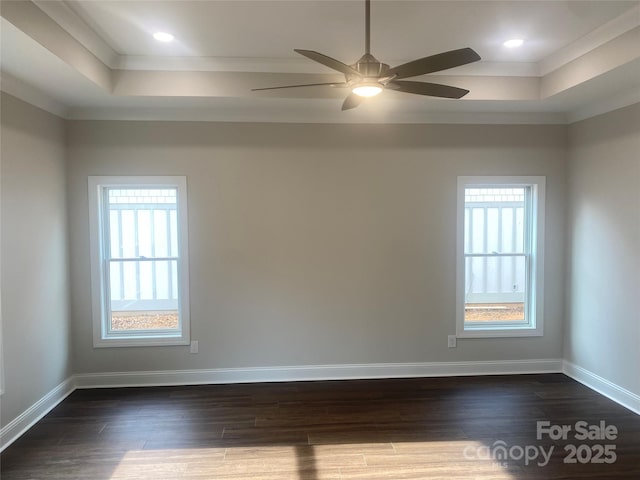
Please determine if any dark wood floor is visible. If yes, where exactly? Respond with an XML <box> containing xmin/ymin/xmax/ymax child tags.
<box><xmin>2</xmin><ymin>374</ymin><xmax>639</xmax><ymax>479</ymax></box>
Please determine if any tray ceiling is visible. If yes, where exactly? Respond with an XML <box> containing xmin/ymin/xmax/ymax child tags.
<box><xmin>1</xmin><ymin>0</ymin><xmax>639</xmax><ymax>123</ymax></box>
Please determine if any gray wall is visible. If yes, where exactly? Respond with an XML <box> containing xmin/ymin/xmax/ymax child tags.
<box><xmin>4</xmin><ymin>91</ymin><xmax>639</xmax><ymax>436</ymax></box>
<box><xmin>566</xmin><ymin>103</ymin><xmax>640</xmax><ymax>396</ymax></box>
<box><xmin>66</xmin><ymin>120</ymin><xmax>567</xmax><ymax>373</ymax></box>
<box><xmin>0</xmin><ymin>93</ymin><xmax>71</xmax><ymax>426</ymax></box>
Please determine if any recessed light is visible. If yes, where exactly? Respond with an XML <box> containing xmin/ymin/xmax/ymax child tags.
<box><xmin>153</xmin><ymin>32</ymin><xmax>174</xmax><ymax>43</ymax></box>
<box><xmin>503</xmin><ymin>38</ymin><xmax>524</xmax><ymax>48</ymax></box>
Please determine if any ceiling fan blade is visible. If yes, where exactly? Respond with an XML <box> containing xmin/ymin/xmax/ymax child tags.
<box><xmin>388</xmin><ymin>80</ymin><xmax>470</xmax><ymax>99</ymax></box>
<box><xmin>341</xmin><ymin>93</ymin><xmax>365</xmax><ymax>111</ymax></box>
<box><xmin>387</xmin><ymin>47</ymin><xmax>481</xmax><ymax>79</ymax></box>
<box><xmin>252</xmin><ymin>82</ymin><xmax>346</xmax><ymax>91</ymax></box>
<box><xmin>294</xmin><ymin>49</ymin><xmax>362</xmax><ymax>77</ymax></box>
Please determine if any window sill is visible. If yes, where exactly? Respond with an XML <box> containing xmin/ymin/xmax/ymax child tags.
<box><xmin>93</xmin><ymin>335</ymin><xmax>190</xmax><ymax>348</ymax></box>
<box><xmin>456</xmin><ymin>328</ymin><xmax>543</xmax><ymax>338</ymax></box>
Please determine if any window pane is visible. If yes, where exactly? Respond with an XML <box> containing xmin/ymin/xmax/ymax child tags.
<box><xmin>122</xmin><ymin>261</ymin><xmax>137</xmax><ymax>299</ymax></box>
<box><xmin>105</xmin><ymin>187</ymin><xmax>180</xmax><ymax>331</ymax></box>
<box><xmin>120</xmin><ymin>210</ymin><xmax>136</xmax><ymax>258</ymax></box>
<box><xmin>153</xmin><ymin>210</ymin><xmax>169</xmax><ymax>257</ymax></box>
<box><xmin>109</xmin><ymin>262</ymin><xmax>122</xmax><ymax>300</ymax></box>
<box><xmin>137</xmin><ymin>210</ymin><xmax>152</xmax><ymax>257</ymax></box>
<box><xmin>139</xmin><ymin>261</ymin><xmax>153</xmax><ymax>300</ymax></box>
<box><xmin>486</xmin><ymin>208</ymin><xmax>499</xmax><ymax>253</ymax></box>
<box><xmin>515</xmin><ymin>206</ymin><xmax>525</xmax><ymax>254</ymax></box>
<box><xmin>110</xmin><ymin>311</ymin><xmax>179</xmax><ymax>331</ymax></box>
<box><xmin>170</xmin><ymin>210</ymin><xmax>178</xmax><ymax>257</ymax></box>
<box><xmin>155</xmin><ymin>260</ymin><xmax>170</xmax><ymax>299</ymax></box>
<box><xmin>108</xmin><ymin>259</ymin><xmax>179</xmax><ymax>331</ymax></box>
<box><xmin>109</xmin><ymin>210</ymin><xmax>121</xmax><ymax>258</ymax></box>
<box><xmin>464</xmin><ymin>187</ymin><xmax>526</xmax><ymax>254</ymax></box>
<box><xmin>107</xmin><ymin>187</ymin><xmax>178</xmax><ymax>260</ymax></box>
<box><xmin>465</xmin><ymin>302</ymin><xmax>525</xmax><ymax>323</ymax></box>
<box><xmin>469</xmin><ymin>207</ymin><xmax>485</xmax><ymax>253</ymax></box>
<box><xmin>501</xmin><ymin>208</ymin><xmax>513</xmax><ymax>252</ymax></box>
<box><xmin>464</xmin><ymin>255</ymin><xmax>526</xmax><ymax>323</ymax></box>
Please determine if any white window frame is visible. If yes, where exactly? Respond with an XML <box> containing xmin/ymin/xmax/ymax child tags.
<box><xmin>456</xmin><ymin>176</ymin><xmax>545</xmax><ymax>338</ymax></box>
<box><xmin>88</xmin><ymin>176</ymin><xmax>190</xmax><ymax>347</ymax></box>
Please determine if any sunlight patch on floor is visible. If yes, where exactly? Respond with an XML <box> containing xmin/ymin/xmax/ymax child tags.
<box><xmin>108</xmin><ymin>441</ymin><xmax>516</xmax><ymax>479</ymax></box>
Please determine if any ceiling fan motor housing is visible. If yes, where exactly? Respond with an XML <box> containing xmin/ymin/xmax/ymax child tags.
<box><xmin>351</xmin><ymin>53</ymin><xmax>389</xmax><ymax>79</ymax></box>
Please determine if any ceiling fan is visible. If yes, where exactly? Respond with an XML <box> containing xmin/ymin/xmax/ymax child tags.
<box><xmin>252</xmin><ymin>0</ymin><xmax>481</xmax><ymax>110</ymax></box>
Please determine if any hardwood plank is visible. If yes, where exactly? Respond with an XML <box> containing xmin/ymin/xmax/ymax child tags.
<box><xmin>2</xmin><ymin>374</ymin><xmax>639</xmax><ymax>479</ymax></box>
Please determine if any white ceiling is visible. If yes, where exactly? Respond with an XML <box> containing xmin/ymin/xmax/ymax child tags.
<box><xmin>1</xmin><ymin>0</ymin><xmax>639</xmax><ymax>124</ymax></box>
<box><xmin>64</xmin><ymin>0</ymin><xmax>632</xmax><ymax>61</ymax></box>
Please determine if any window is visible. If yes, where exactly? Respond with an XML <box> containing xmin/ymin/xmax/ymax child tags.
<box><xmin>456</xmin><ymin>176</ymin><xmax>545</xmax><ymax>337</ymax></box>
<box><xmin>88</xmin><ymin>177</ymin><xmax>190</xmax><ymax>347</ymax></box>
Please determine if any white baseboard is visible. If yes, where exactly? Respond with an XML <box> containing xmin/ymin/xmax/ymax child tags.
<box><xmin>8</xmin><ymin>358</ymin><xmax>640</xmax><ymax>454</ymax></box>
<box><xmin>73</xmin><ymin>359</ymin><xmax>563</xmax><ymax>389</ymax></box>
<box><xmin>0</xmin><ymin>377</ymin><xmax>75</xmax><ymax>452</ymax></box>
<box><xmin>563</xmin><ymin>360</ymin><xmax>640</xmax><ymax>415</ymax></box>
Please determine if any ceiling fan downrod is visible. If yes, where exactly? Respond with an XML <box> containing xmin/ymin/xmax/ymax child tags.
<box><xmin>353</xmin><ymin>0</ymin><xmax>388</xmax><ymax>82</ymax></box>
<box><xmin>365</xmin><ymin>0</ymin><xmax>371</xmax><ymax>55</ymax></box>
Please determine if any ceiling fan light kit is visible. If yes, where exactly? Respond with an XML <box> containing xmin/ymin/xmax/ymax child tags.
<box><xmin>352</xmin><ymin>83</ymin><xmax>383</xmax><ymax>97</ymax></box>
<box><xmin>253</xmin><ymin>0</ymin><xmax>481</xmax><ymax>110</ymax></box>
